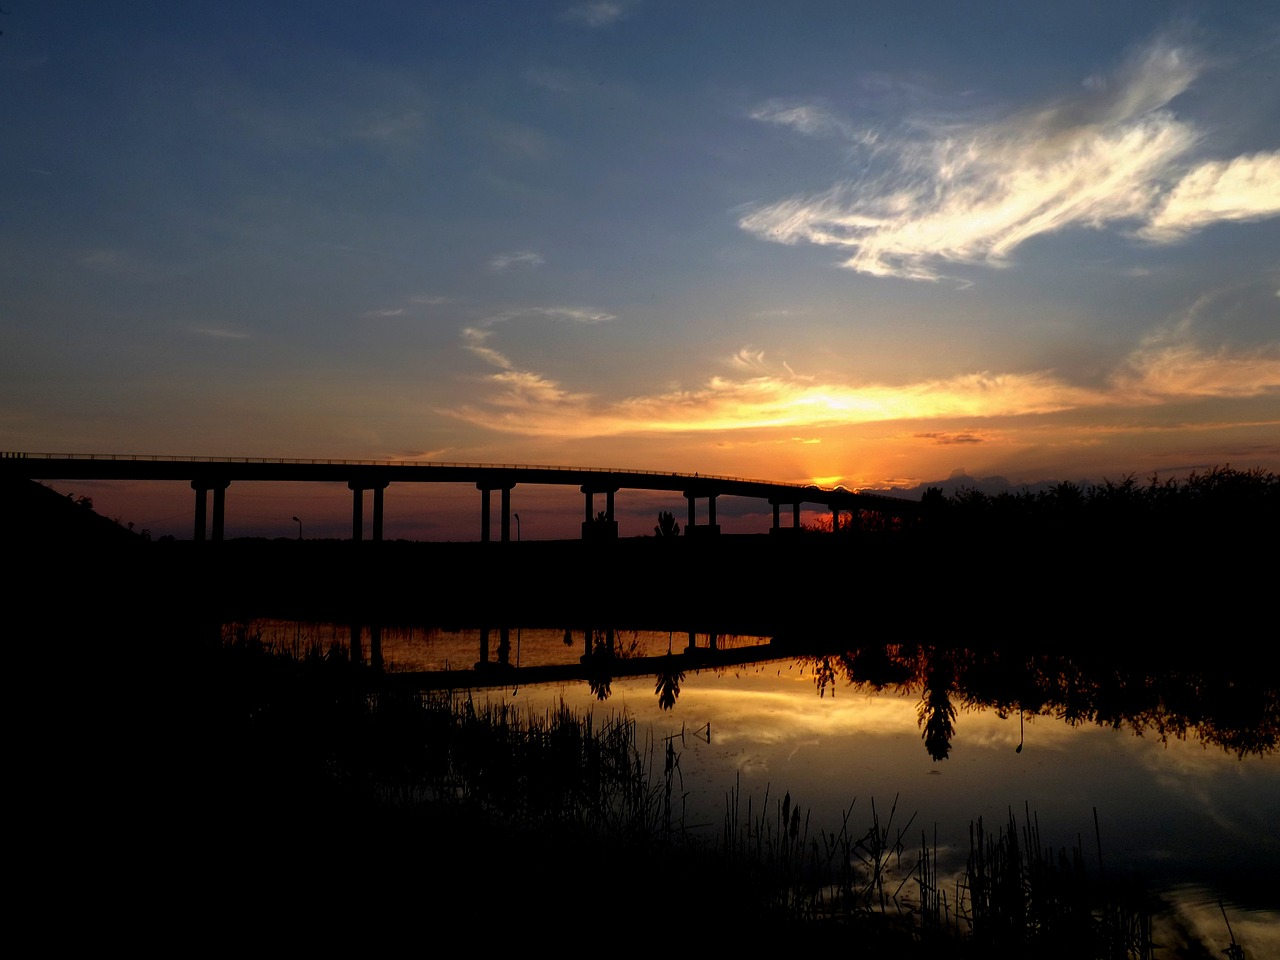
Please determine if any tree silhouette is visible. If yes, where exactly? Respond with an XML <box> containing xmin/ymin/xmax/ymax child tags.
<box><xmin>653</xmin><ymin>510</ymin><xmax>680</xmax><ymax>537</ymax></box>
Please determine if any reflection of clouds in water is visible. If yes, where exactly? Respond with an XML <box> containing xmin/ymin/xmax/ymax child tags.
<box><xmin>681</xmin><ymin>682</ymin><xmax>915</xmax><ymax>745</ymax></box>
<box><xmin>786</xmin><ymin>739</ymin><xmax>819</xmax><ymax>762</ymax></box>
<box><xmin>1142</xmin><ymin>739</ymin><xmax>1279</xmax><ymax>846</ymax></box>
<box><xmin>1161</xmin><ymin>886</ymin><xmax>1280</xmax><ymax>960</ymax></box>
<box><xmin>733</xmin><ymin>752</ymin><xmax>770</xmax><ymax>778</ymax></box>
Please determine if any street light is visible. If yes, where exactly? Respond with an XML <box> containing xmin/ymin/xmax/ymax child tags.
<box><xmin>514</xmin><ymin>512</ymin><xmax>521</xmax><ymax>542</ymax></box>
<box><xmin>292</xmin><ymin>516</ymin><xmax>302</xmax><ymax>540</ymax></box>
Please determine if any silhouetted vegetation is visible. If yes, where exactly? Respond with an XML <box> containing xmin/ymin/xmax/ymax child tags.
<box><xmin>191</xmin><ymin>629</ymin><xmax>1242</xmax><ymax>953</ymax></box>
<box><xmin>654</xmin><ymin>509</ymin><xmax>681</xmax><ymax>536</ymax></box>
<box><xmin>808</xmin><ymin>643</ymin><xmax>1279</xmax><ymax>761</ymax></box>
<box><xmin>917</xmin><ymin>466</ymin><xmax>1279</xmax><ymax>540</ymax></box>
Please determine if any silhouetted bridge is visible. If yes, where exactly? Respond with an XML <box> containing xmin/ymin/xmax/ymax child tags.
<box><xmin>1</xmin><ymin>452</ymin><xmax>920</xmax><ymax>541</ymax></box>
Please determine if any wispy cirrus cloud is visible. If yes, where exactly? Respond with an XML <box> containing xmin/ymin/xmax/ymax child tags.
<box><xmin>489</xmin><ymin>250</ymin><xmax>545</xmax><ymax>271</ymax></box>
<box><xmin>1139</xmin><ymin>151</ymin><xmax>1280</xmax><ymax>242</ymax></box>
<box><xmin>749</xmin><ymin>99</ymin><xmax>876</xmax><ymax>146</ymax></box>
<box><xmin>564</xmin><ymin>1</ymin><xmax>632</xmax><ymax>28</ymax></box>
<box><xmin>461</xmin><ymin>304</ymin><xmax>618</xmax><ymax>371</ymax></box>
<box><xmin>740</xmin><ymin>35</ymin><xmax>1280</xmax><ymax>281</ymax></box>
<box><xmin>448</xmin><ymin>335</ymin><xmax>1280</xmax><ymax>439</ymax></box>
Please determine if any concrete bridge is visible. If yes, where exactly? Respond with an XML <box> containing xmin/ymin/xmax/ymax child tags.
<box><xmin>1</xmin><ymin>451</ymin><xmax>920</xmax><ymax>541</ymax></box>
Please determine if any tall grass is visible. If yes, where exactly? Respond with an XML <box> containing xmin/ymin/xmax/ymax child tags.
<box><xmin>207</xmin><ymin>631</ymin><xmax>1179</xmax><ymax>956</ymax></box>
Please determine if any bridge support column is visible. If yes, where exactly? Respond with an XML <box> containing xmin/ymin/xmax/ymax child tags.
<box><xmin>581</xmin><ymin>485</ymin><xmax>619</xmax><ymax>539</ymax></box>
<box><xmin>191</xmin><ymin>479</ymin><xmax>230</xmax><ymax>541</ymax></box>
<box><xmin>770</xmin><ymin>499</ymin><xmax>805</xmax><ymax>535</ymax></box>
<box><xmin>348</xmin><ymin>481</ymin><xmax>390</xmax><ymax>541</ymax></box>
<box><xmin>684</xmin><ymin>491</ymin><xmax>721</xmax><ymax>537</ymax></box>
<box><xmin>478</xmin><ymin>481</ymin><xmax>517</xmax><ymax>542</ymax></box>
<box><xmin>832</xmin><ymin>504</ymin><xmax>840</xmax><ymax>534</ymax></box>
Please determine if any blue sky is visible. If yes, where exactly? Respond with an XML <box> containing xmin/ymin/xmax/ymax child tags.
<box><xmin>3</xmin><ymin>1</ymin><xmax>1278</xmax><ymax>508</ymax></box>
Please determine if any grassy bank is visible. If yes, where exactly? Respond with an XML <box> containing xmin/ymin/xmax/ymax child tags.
<box><xmin>177</xmin><ymin>628</ymin><xmax>1189</xmax><ymax>956</ymax></box>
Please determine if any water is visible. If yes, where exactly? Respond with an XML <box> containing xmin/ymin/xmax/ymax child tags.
<box><xmin>237</xmin><ymin>619</ymin><xmax>1280</xmax><ymax>955</ymax></box>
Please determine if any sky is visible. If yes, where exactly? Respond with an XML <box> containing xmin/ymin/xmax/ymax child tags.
<box><xmin>2</xmin><ymin>2</ymin><xmax>1278</xmax><ymax>536</ymax></box>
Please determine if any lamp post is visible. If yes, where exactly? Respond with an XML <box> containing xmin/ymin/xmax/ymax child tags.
<box><xmin>292</xmin><ymin>516</ymin><xmax>302</xmax><ymax>540</ymax></box>
<box><xmin>514</xmin><ymin>512</ymin><xmax>521</xmax><ymax>542</ymax></box>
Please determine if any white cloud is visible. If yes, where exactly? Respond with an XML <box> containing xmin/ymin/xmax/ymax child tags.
<box><xmin>489</xmin><ymin>251</ymin><xmax>545</xmax><ymax>271</ymax></box>
<box><xmin>729</xmin><ymin>347</ymin><xmax>770</xmax><ymax>371</ymax></box>
<box><xmin>749</xmin><ymin>99</ymin><xmax>875</xmax><ymax>145</ymax></box>
<box><xmin>740</xmin><ymin>35</ymin><xmax>1280</xmax><ymax>281</ymax></box>
<box><xmin>1139</xmin><ymin>151</ymin><xmax>1280</xmax><ymax>243</ymax></box>
<box><xmin>449</xmin><ymin>330</ymin><xmax>1280</xmax><ymax>440</ymax></box>
<box><xmin>564</xmin><ymin>2</ymin><xmax>631</xmax><ymax>28</ymax></box>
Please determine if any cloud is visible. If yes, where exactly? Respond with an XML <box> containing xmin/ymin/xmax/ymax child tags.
<box><xmin>475</xmin><ymin>305</ymin><xmax>616</xmax><ymax>329</ymax></box>
<box><xmin>728</xmin><ymin>347</ymin><xmax>770</xmax><ymax>371</ymax></box>
<box><xmin>461</xmin><ymin>305</ymin><xmax>617</xmax><ymax>375</ymax></box>
<box><xmin>564</xmin><ymin>2</ymin><xmax>631</xmax><ymax>27</ymax></box>
<box><xmin>461</xmin><ymin>327</ymin><xmax>513</xmax><ymax>370</ymax></box>
<box><xmin>1139</xmin><ymin>151</ymin><xmax>1280</xmax><ymax>242</ymax></box>
<box><xmin>916</xmin><ymin>433</ymin><xmax>987</xmax><ymax>445</ymax></box>
<box><xmin>740</xmin><ymin>35</ymin><xmax>1280</xmax><ymax>280</ymax></box>
<box><xmin>190</xmin><ymin>326</ymin><xmax>250</xmax><ymax>340</ymax></box>
<box><xmin>447</xmin><ymin>334</ymin><xmax>1280</xmax><ymax>440</ymax></box>
<box><xmin>489</xmin><ymin>251</ymin><xmax>545</xmax><ymax>271</ymax></box>
<box><xmin>749</xmin><ymin>99</ymin><xmax>875</xmax><ymax>145</ymax></box>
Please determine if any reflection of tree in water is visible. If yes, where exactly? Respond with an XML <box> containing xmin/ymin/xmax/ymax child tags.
<box><xmin>584</xmin><ymin>627</ymin><xmax>614</xmax><ymax>701</ymax></box>
<box><xmin>801</xmin><ymin>643</ymin><xmax>1278</xmax><ymax>761</ymax></box>
<box><xmin>655</xmin><ymin>653</ymin><xmax>684</xmax><ymax>711</ymax></box>
<box><xmin>916</xmin><ymin>652</ymin><xmax>957</xmax><ymax>762</ymax></box>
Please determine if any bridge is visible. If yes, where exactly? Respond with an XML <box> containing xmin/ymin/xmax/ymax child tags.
<box><xmin>0</xmin><ymin>451</ymin><xmax>920</xmax><ymax>541</ymax></box>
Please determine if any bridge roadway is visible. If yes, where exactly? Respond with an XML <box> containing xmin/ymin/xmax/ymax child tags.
<box><xmin>1</xmin><ymin>451</ymin><xmax>920</xmax><ymax>541</ymax></box>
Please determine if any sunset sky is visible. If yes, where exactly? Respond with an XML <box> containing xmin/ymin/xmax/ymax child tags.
<box><xmin>2</xmin><ymin>2</ymin><xmax>1278</xmax><ymax>536</ymax></box>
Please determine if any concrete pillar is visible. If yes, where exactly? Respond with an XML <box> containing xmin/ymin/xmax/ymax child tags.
<box><xmin>708</xmin><ymin>495</ymin><xmax>717</xmax><ymax>527</ymax></box>
<box><xmin>793</xmin><ymin>502</ymin><xmax>801</xmax><ymax>527</ymax></box>
<box><xmin>584</xmin><ymin>491</ymin><xmax>594</xmax><ymax>522</ymax></box>
<box><xmin>606</xmin><ymin>489</ymin><xmax>615</xmax><ymax>521</ymax></box>
<box><xmin>193</xmin><ymin>484</ymin><xmax>207</xmax><ymax>542</ymax></box>
<box><xmin>687</xmin><ymin>495</ymin><xmax>696</xmax><ymax>530</ymax></box>
<box><xmin>372</xmin><ymin>485</ymin><xmax>385</xmax><ymax>542</ymax></box>
<box><xmin>192</xmin><ymin>480</ymin><xmax>229</xmax><ymax>540</ymax></box>
<box><xmin>772</xmin><ymin>502</ymin><xmax>780</xmax><ymax>530</ymax></box>
<box><xmin>478</xmin><ymin>483</ymin><xmax>515</xmax><ymax>542</ymax></box>
<box><xmin>352</xmin><ymin>486</ymin><xmax>364</xmax><ymax>541</ymax></box>
<box><xmin>211</xmin><ymin>484</ymin><xmax>227</xmax><ymax>541</ymax></box>
<box><xmin>831</xmin><ymin>505</ymin><xmax>839</xmax><ymax>533</ymax></box>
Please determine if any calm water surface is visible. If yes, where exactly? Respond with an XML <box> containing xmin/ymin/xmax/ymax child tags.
<box><xmin>245</xmin><ymin>619</ymin><xmax>1280</xmax><ymax>956</ymax></box>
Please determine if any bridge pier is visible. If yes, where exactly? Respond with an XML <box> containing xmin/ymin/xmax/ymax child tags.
<box><xmin>684</xmin><ymin>490</ymin><xmax>720</xmax><ymax>537</ymax></box>
<box><xmin>191</xmin><ymin>479</ymin><xmax>230</xmax><ymax>541</ymax></box>
<box><xmin>770</xmin><ymin>499</ymin><xmax>803</xmax><ymax>535</ymax></box>
<box><xmin>581</xmin><ymin>484</ymin><xmax>619</xmax><ymax>539</ymax></box>
<box><xmin>478</xmin><ymin>481</ymin><xmax>516</xmax><ymax>542</ymax></box>
<box><xmin>348</xmin><ymin>481</ymin><xmax>390</xmax><ymax>541</ymax></box>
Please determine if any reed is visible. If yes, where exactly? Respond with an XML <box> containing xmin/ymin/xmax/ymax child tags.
<box><xmin>204</xmin><ymin>631</ymin><xmax>1185</xmax><ymax>954</ymax></box>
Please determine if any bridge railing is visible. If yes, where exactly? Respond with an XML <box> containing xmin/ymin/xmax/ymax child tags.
<box><xmin>1</xmin><ymin>451</ymin><xmax>814</xmax><ymax>491</ymax></box>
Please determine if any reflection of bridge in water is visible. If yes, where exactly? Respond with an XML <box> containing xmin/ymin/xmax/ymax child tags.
<box><xmin>1</xmin><ymin>452</ymin><xmax>920</xmax><ymax>540</ymax></box>
<box><xmin>385</xmin><ymin>628</ymin><xmax>801</xmax><ymax>693</ymax></box>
